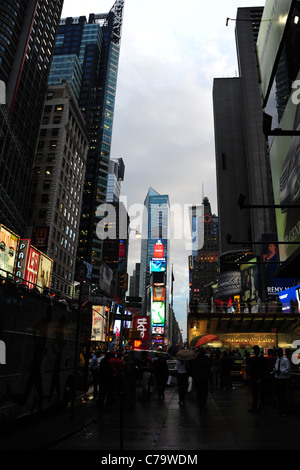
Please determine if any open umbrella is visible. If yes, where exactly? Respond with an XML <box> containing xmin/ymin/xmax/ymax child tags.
<box><xmin>175</xmin><ymin>349</ymin><xmax>196</xmax><ymax>361</ymax></box>
<box><xmin>195</xmin><ymin>335</ymin><xmax>219</xmax><ymax>348</ymax></box>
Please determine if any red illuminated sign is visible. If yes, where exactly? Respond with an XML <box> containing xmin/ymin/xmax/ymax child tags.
<box><xmin>154</xmin><ymin>242</ymin><xmax>164</xmax><ymax>258</ymax></box>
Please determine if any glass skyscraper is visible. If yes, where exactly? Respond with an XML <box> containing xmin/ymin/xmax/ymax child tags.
<box><xmin>0</xmin><ymin>0</ymin><xmax>64</xmax><ymax>235</ymax></box>
<box><xmin>48</xmin><ymin>1</ymin><xmax>125</xmax><ymax>283</ymax></box>
<box><xmin>140</xmin><ymin>187</ymin><xmax>170</xmax><ymax>320</ymax></box>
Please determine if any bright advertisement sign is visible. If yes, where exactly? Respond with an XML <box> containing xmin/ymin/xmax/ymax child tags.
<box><xmin>0</xmin><ymin>225</ymin><xmax>19</xmax><ymax>278</ymax></box>
<box><xmin>36</xmin><ymin>252</ymin><xmax>53</xmax><ymax>291</ymax></box>
<box><xmin>24</xmin><ymin>246</ymin><xmax>40</xmax><ymax>289</ymax></box>
<box><xmin>150</xmin><ymin>259</ymin><xmax>166</xmax><ymax>273</ymax></box>
<box><xmin>92</xmin><ymin>306</ymin><xmax>106</xmax><ymax>342</ymax></box>
<box><xmin>269</xmin><ymin>86</ymin><xmax>300</xmax><ymax>262</ymax></box>
<box><xmin>151</xmin><ymin>301</ymin><xmax>165</xmax><ymax>326</ymax></box>
<box><xmin>15</xmin><ymin>239</ymin><xmax>30</xmax><ymax>281</ymax></box>
<box><xmin>154</xmin><ymin>241</ymin><xmax>164</xmax><ymax>258</ymax></box>
<box><xmin>132</xmin><ymin>315</ymin><xmax>150</xmax><ymax>349</ymax></box>
<box><xmin>153</xmin><ymin>286</ymin><xmax>165</xmax><ymax>302</ymax></box>
<box><xmin>256</xmin><ymin>0</ymin><xmax>294</xmax><ymax>104</ymax></box>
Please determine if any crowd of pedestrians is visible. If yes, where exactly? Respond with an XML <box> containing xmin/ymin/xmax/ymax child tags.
<box><xmin>88</xmin><ymin>345</ymin><xmax>296</xmax><ymax>416</ymax></box>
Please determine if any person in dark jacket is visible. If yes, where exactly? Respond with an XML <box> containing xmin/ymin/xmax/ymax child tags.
<box><xmin>153</xmin><ymin>352</ymin><xmax>169</xmax><ymax>399</ymax></box>
<box><xmin>192</xmin><ymin>348</ymin><xmax>211</xmax><ymax>409</ymax></box>
<box><xmin>97</xmin><ymin>352</ymin><xmax>113</xmax><ymax>407</ymax></box>
<box><xmin>248</xmin><ymin>345</ymin><xmax>266</xmax><ymax>413</ymax></box>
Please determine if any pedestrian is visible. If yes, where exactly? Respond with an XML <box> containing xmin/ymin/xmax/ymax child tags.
<box><xmin>109</xmin><ymin>351</ymin><xmax>124</xmax><ymax>399</ymax></box>
<box><xmin>248</xmin><ymin>345</ymin><xmax>266</xmax><ymax>413</ymax></box>
<box><xmin>90</xmin><ymin>350</ymin><xmax>100</xmax><ymax>398</ymax></box>
<box><xmin>211</xmin><ymin>350</ymin><xmax>221</xmax><ymax>390</ymax></box>
<box><xmin>220</xmin><ymin>351</ymin><xmax>233</xmax><ymax>390</ymax></box>
<box><xmin>175</xmin><ymin>358</ymin><xmax>188</xmax><ymax>406</ymax></box>
<box><xmin>192</xmin><ymin>348</ymin><xmax>211</xmax><ymax>409</ymax></box>
<box><xmin>123</xmin><ymin>353</ymin><xmax>138</xmax><ymax>409</ymax></box>
<box><xmin>273</xmin><ymin>348</ymin><xmax>291</xmax><ymax>416</ymax></box>
<box><xmin>153</xmin><ymin>352</ymin><xmax>169</xmax><ymax>399</ymax></box>
<box><xmin>140</xmin><ymin>351</ymin><xmax>152</xmax><ymax>399</ymax></box>
<box><xmin>264</xmin><ymin>348</ymin><xmax>276</xmax><ymax>405</ymax></box>
<box><xmin>97</xmin><ymin>352</ymin><xmax>113</xmax><ymax>407</ymax></box>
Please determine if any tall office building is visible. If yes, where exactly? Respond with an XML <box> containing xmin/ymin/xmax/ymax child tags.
<box><xmin>213</xmin><ymin>7</ymin><xmax>276</xmax><ymax>258</ymax></box>
<box><xmin>25</xmin><ymin>81</ymin><xmax>89</xmax><ymax>297</ymax></box>
<box><xmin>189</xmin><ymin>197</ymin><xmax>219</xmax><ymax>310</ymax></box>
<box><xmin>213</xmin><ymin>4</ymin><xmax>297</xmax><ymax>305</ymax></box>
<box><xmin>139</xmin><ymin>188</ymin><xmax>170</xmax><ymax>346</ymax></box>
<box><xmin>106</xmin><ymin>158</ymin><xmax>125</xmax><ymax>202</ymax></box>
<box><xmin>48</xmin><ymin>1</ymin><xmax>125</xmax><ymax>284</ymax></box>
<box><xmin>0</xmin><ymin>0</ymin><xmax>64</xmax><ymax>234</ymax></box>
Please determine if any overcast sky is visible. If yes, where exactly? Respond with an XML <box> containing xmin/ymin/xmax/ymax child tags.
<box><xmin>61</xmin><ymin>0</ymin><xmax>265</xmax><ymax>340</ymax></box>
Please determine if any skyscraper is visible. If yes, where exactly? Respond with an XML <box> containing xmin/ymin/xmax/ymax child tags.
<box><xmin>106</xmin><ymin>158</ymin><xmax>125</xmax><ymax>202</ymax></box>
<box><xmin>189</xmin><ymin>197</ymin><xmax>219</xmax><ymax>309</ymax></box>
<box><xmin>48</xmin><ymin>1</ymin><xmax>125</xmax><ymax>283</ymax></box>
<box><xmin>25</xmin><ymin>80</ymin><xmax>89</xmax><ymax>297</ymax></box>
<box><xmin>0</xmin><ymin>0</ymin><xmax>64</xmax><ymax>234</ymax></box>
<box><xmin>139</xmin><ymin>187</ymin><xmax>170</xmax><ymax>346</ymax></box>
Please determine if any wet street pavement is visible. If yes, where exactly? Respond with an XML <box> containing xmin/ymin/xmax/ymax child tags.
<box><xmin>1</xmin><ymin>379</ymin><xmax>300</xmax><ymax>454</ymax></box>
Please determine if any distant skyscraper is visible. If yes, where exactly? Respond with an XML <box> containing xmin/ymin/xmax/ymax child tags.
<box><xmin>49</xmin><ymin>1</ymin><xmax>125</xmax><ymax>283</ymax></box>
<box><xmin>139</xmin><ymin>187</ymin><xmax>170</xmax><ymax>320</ymax></box>
<box><xmin>189</xmin><ymin>197</ymin><xmax>219</xmax><ymax>307</ymax></box>
<box><xmin>0</xmin><ymin>0</ymin><xmax>64</xmax><ymax>234</ymax></box>
<box><xmin>106</xmin><ymin>158</ymin><xmax>125</xmax><ymax>202</ymax></box>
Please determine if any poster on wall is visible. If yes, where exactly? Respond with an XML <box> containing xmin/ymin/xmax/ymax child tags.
<box><xmin>36</xmin><ymin>252</ymin><xmax>52</xmax><ymax>292</ymax></box>
<box><xmin>269</xmin><ymin>84</ymin><xmax>300</xmax><ymax>262</ymax></box>
<box><xmin>24</xmin><ymin>246</ymin><xmax>40</xmax><ymax>289</ymax></box>
<box><xmin>262</xmin><ymin>234</ymin><xmax>294</xmax><ymax>299</ymax></box>
<box><xmin>0</xmin><ymin>225</ymin><xmax>19</xmax><ymax>278</ymax></box>
<box><xmin>92</xmin><ymin>306</ymin><xmax>106</xmax><ymax>342</ymax></box>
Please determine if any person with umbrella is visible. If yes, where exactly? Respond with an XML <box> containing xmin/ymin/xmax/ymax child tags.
<box><xmin>175</xmin><ymin>349</ymin><xmax>195</xmax><ymax>406</ymax></box>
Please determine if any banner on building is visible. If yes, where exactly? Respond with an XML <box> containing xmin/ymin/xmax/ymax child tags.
<box><xmin>0</xmin><ymin>225</ymin><xmax>19</xmax><ymax>278</ymax></box>
<box><xmin>132</xmin><ymin>316</ymin><xmax>150</xmax><ymax>349</ymax></box>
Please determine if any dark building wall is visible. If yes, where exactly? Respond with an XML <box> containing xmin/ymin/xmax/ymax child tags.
<box><xmin>213</xmin><ymin>77</ymin><xmax>251</xmax><ymax>253</ymax></box>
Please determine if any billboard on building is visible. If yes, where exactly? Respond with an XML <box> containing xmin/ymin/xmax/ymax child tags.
<box><xmin>15</xmin><ymin>239</ymin><xmax>30</xmax><ymax>281</ymax></box>
<box><xmin>269</xmin><ymin>86</ymin><xmax>300</xmax><ymax>262</ymax></box>
<box><xmin>153</xmin><ymin>286</ymin><xmax>165</xmax><ymax>302</ymax></box>
<box><xmin>151</xmin><ymin>301</ymin><xmax>165</xmax><ymax>326</ymax></box>
<box><xmin>132</xmin><ymin>316</ymin><xmax>150</xmax><ymax>349</ymax></box>
<box><xmin>256</xmin><ymin>0</ymin><xmax>294</xmax><ymax>104</ymax></box>
<box><xmin>0</xmin><ymin>225</ymin><xmax>19</xmax><ymax>278</ymax></box>
<box><xmin>36</xmin><ymin>252</ymin><xmax>53</xmax><ymax>291</ymax></box>
<box><xmin>150</xmin><ymin>259</ymin><xmax>166</xmax><ymax>273</ymax></box>
<box><xmin>92</xmin><ymin>305</ymin><xmax>106</xmax><ymax>342</ymax></box>
<box><xmin>32</xmin><ymin>226</ymin><xmax>49</xmax><ymax>249</ymax></box>
<box><xmin>154</xmin><ymin>241</ymin><xmax>164</xmax><ymax>258</ymax></box>
<box><xmin>99</xmin><ymin>260</ymin><xmax>113</xmax><ymax>296</ymax></box>
<box><xmin>24</xmin><ymin>245</ymin><xmax>40</xmax><ymax>289</ymax></box>
<box><xmin>262</xmin><ymin>234</ymin><xmax>294</xmax><ymax>298</ymax></box>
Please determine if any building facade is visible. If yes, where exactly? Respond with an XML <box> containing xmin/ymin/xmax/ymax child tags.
<box><xmin>24</xmin><ymin>81</ymin><xmax>89</xmax><ymax>297</ymax></box>
<box><xmin>0</xmin><ymin>0</ymin><xmax>64</xmax><ymax>235</ymax></box>
<box><xmin>48</xmin><ymin>1</ymin><xmax>125</xmax><ymax>283</ymax></box>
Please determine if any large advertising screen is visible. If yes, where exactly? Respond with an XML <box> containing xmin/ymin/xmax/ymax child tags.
<box><xmin>269</xmin><ymin>84</ymin><xmax>300</xmax><ymax>262</ymax></box>
<box><xmin>153</xmin><ymin>286</ymin><xmax>165</xmax><ymax>302</ymax></box>
<box><xmin>256</xmin><ymin>0</ymin><xmax>294</xmax><ymax>104</ymax></box>
<box><xmin>279</xmin><ymin>285</ymin><xmax>300</xmax><ymax>313</ymax></box>
<box><xmin>150</xmin><ymin>259</ymin><xmax>166</xmax><ymax>273</ymax></box>
<box><xmin>151</xmin><ymin>301</ymin><xmax>165</xmax><ymax>326</ymax></box>
<box><xmin>0</xmin><ymin>225</ymin><xmax>19</xmax><ymax>278</ymax></box>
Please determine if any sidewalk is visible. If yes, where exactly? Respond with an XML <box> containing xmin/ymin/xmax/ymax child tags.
<box><xmin>1</xmin><ymin>380</ymin><xmax>299</xmax><ymax>451</ymax></box>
